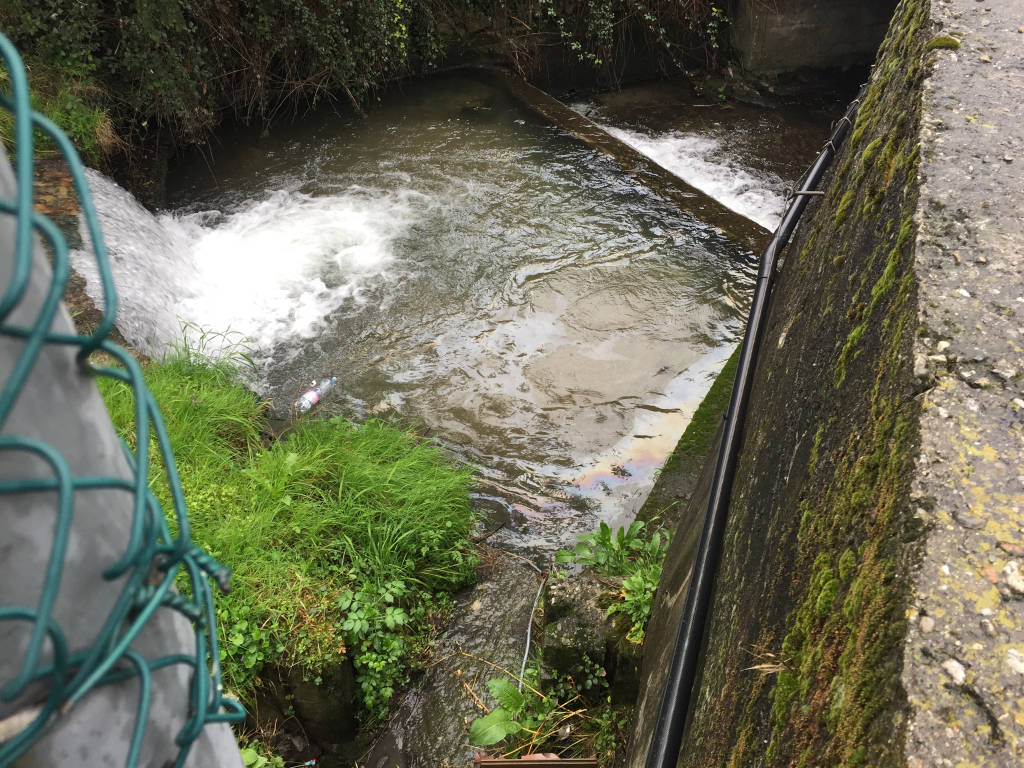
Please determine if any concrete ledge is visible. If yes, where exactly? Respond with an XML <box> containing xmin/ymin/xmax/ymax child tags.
<box><xmin>904</xmin><ymin>0</ymin><xmax>1024</xmax><ymax>763</ymax></box>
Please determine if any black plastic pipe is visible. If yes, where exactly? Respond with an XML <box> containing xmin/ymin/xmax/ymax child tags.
<box><xmin>643</xmin><ymin>96</ymin><xmax>861</xmax><ymax>768</ymax></box>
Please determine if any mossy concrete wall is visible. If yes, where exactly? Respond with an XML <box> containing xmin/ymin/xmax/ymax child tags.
<box><xmin>628</xmin><ymin>0</ymin><xmax>1024</xmax><ymax>765</ymax></box>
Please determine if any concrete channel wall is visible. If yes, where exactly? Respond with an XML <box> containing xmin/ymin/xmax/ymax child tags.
<box><xmin>730</xmin><ymin>0</ymin><xmax>900</xmax><ymax>77</ymax></box>
<box><xmin>630</xmin><ymin>0</ymin><xmax>1024</xmax><ymax>765</ymax></box>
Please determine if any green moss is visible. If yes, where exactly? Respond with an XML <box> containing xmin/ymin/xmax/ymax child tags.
<box><xmin>834</xmin><ymin>215</ymin><xmax>915</xmax><ymax>388</ymax></box>
<box><xmin>647</xmin><ymin>2</ymin><xmax>930</xmax><ymax>767</ymax></box>
<box><xmin>838</xmin><ymin>549</ymin><xmax>857</xmax><ymax>583</ymax></box>
<box><xmin>925</xmin><ymin>35</ymin><xmax>960</xmax><ymax>51</ymax></box>
<box><xmin>639</xmin><ymin>344</ymin><xmax>741</xmax><ymax>525</ymax></box>
<box><xmin>816</xmin><ymin>578</ymin><xmax>840</xmax><ymax>617</ymax></box>
<box><xmin>849</xmin><ymin>747</ymin><xmax>869</xmax><ymax>767</ymax></box>
<box><xmin>797</xmin><ymin>500</ymin><xmax>814</xmax><ymax>542</ymax></box>
<box><xmin>850</xmin><ymin>122</ymin><xmax>868</xmax><ymax>148</ymax></box>
<box><xmin>834</xmin><ymin>189</ymin><xmax>855</xmax><ymax>227</ymax></box>
<box><xmin>798</xmin><ymin>230</ymin><xmax>818</xmax><ymax>264</ymax></box>
<box><xmin>656</xmin><ymin>344</ymin><xmax>739</xmax><ymax>477</ymax></box>
<box><xmin>860</xmin><ymin>190</ymin><xmax>884</xmax><ymax>219</ymax></box>
<box><xmin>895</xmin><ymin>215</ymin><xmax>915</xmax><ymax>247</ymax></box>
<box><xmin>759</xmin><ymin>0</ymin><xmax>926</xmax><ymax>763</ymax></box>
<box><xmin>826</xmin><ymin>677</ymin><xmax>847</xmax><ymax>731</ymax></box>
<box><xmin>808</xmin><ymin>425</ymin><xmax>825</xmax><ymax>476</ymax></box>
<box><xmin>860</xmin><ymin>137</ymin><xmax>883</xmax><ymax>168</ymax></box>
<box><xmin>878</xmin><ymin>137</ymin><xmax>905</xmax><ymax>186</ymax></box>
<box><xmin>833</xmin><ymin>323</ymin><xmax>866</xmax><ymax>387</ymax></box>
<box><xmin>772</xmin><ymin>670</ymin><xmax>800</xmax><ymax>728</ymax></box>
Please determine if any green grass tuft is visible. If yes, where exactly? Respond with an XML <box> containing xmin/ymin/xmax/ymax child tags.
<box><xmin>98</xmin><ymin>350</ymin><xmax>476</xmax><ymax>721</ymax></box>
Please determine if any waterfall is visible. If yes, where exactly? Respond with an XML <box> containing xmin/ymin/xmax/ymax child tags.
<box><xmin>72</xmin><ymin>169</ymin><xmax>421</xmax><ymax>361</ymax></box>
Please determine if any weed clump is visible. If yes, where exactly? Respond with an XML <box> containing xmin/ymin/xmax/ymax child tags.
<box><xmin>556</xmin><ymin>519</ymin><xmax>669</xmax><ymax>644</ymax></box>
<box><xmin>469</xmin><ymin>655</ymin><xmax>630</xmax><ymax>765</ymax></box>
<box><xmin>464</xmin><ymin>520</ymin><xmax>666</xmax><ymax>763</ymax></box>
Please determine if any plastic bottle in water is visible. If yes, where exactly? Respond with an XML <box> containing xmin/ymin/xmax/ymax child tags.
<box><xmin>294</xmin><ymin>377</ymin><xmax>338</xmax><ymax>414</ymax></box>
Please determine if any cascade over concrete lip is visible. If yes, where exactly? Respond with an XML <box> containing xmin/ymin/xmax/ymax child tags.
<box><xmin>463</xmin><ymin>65</ymin><xmax>772</xmax><ymax>254</ymax></box>
<box><xmin>905</xmin><ymin>0</ymin><xmax>1024</xmax><ymax>763</ymax></box>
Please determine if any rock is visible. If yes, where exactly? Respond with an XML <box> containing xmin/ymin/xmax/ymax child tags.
<box><xmin>915</xmin><ymin>353</ymin><xmax>930</xmax><ymax>379</ymax></box>
<box><xmin>287</xmin><ymin>662</ymin><xmax>358</xmax><ymax>745</ymax></box>
<box><xmin>361</xmin><ymin>550</ymin><xmax>542</xmax><ymax>768</ymax></box>
<box><xmin>1007</xmin><ymin>649</ymin><xmax>1024</xmax><ymax>676</ymax></box>
<box><xmin>941</xmin><ymin>658</ymin><xmax>966</xmax><ymax>685</ymax></box>
<box><xmin>543</xmin><ymin>572</ymin><xmax>615</xmax><ymax>673</ymax></box>
<box><xmin>920</xmin><ymin>615</ymin><xmax>936</xmax><ymax>633</ymax></box>
<box><xmin>954</xmin><ymin>510</ymin><xmax>985</xmax><ymax>529</ymax></box>
<box><xmin>542</xmin><ymin>571</ymin><xmax>641</xmax><ymax>704</ymax></box>
<box><xmin>1001</xmin><ymin>561</ymin><xmax>1024</xmax><ymax>594</ymax></box>
<box><xmin>991</xmin><ymin>361</ymin><xmax>1017</xmax><ymax>381</ymax></box>
<box><xmin>249</xmin><ymin>661</ymin><xmax>359</xmax><ymax>764</ymax></box>
<box><xmin>997</xmin><ymin>541</ymin><xmax>1024</xmax><ymax>557</ymax></box>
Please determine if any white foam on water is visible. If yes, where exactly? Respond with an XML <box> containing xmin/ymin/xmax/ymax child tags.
<box><xmin>595</xmin><ymin>124</ymin><xmax>787</xmax><ymax>231</ymax></box>
<box><xmin>74</xmin><ymin>170</ymin><xmax>422</xmax><ymax>358</ymax></box>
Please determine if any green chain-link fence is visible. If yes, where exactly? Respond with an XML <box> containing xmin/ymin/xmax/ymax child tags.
<box><xmin>0</xmin><ymin>31</ymin><xmax>244</xmax><ymax>766</ymax></box>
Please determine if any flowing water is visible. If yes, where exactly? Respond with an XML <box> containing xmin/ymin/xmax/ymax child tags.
<box><xmin>74</xmin><ymin>74</ymin><xmax>828</xmax><ymax>551</ymax></box>
<box><xmin>572</xmin><ymin>82</ymin><xmax>837</xmax><ymax>231</ymax></box>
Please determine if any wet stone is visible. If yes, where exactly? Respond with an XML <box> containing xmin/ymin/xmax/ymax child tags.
<box><xmin>541</xmin><ymin>570</ymin><xmax>641</xmax><ymax>704</ymax></box>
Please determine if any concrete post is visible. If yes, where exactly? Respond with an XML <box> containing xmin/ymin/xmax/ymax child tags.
<box><xmin>0</xmin><ymin>146</ymin><xmax>242</xmax><ymax>766</ymax></box>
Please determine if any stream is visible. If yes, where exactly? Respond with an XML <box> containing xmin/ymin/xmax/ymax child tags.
<box><xmin>71</xmin><ymin>72</ymin><xmax>835</xmax><ymax>765</ymax></box>
<box><xmin>73</xmin><ymin>74</ymin><xmax>832</xmax><ymax>553</ymax></box>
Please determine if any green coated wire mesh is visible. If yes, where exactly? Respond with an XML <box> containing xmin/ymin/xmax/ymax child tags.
<box><xmin>0</xmin><ymin>32</ymin><xmax>244</xmax><ymax>766</ymax></box>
